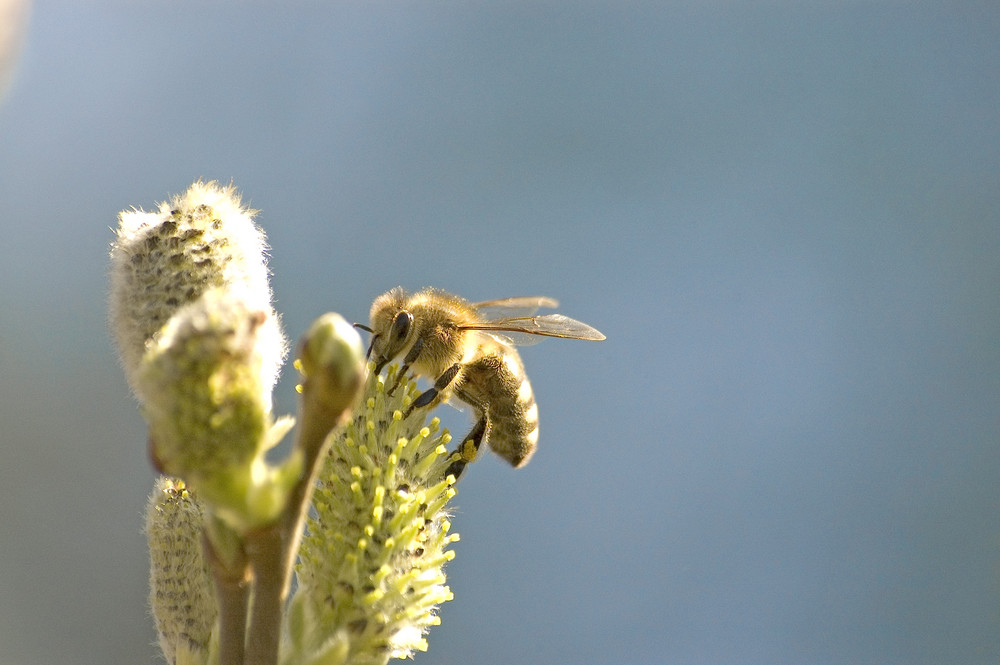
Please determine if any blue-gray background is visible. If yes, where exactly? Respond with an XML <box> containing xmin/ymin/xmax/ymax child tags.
<box><xmin>1</xmin><ymin>3</ymin><xmax>998</xmax><ymax>664</ymax></box>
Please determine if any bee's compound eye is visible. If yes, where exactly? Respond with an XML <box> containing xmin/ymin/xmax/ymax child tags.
<box><xmin>391</xmin><ymin>311</ymin><xmax>413</xmax><ymax>342</ymax></box>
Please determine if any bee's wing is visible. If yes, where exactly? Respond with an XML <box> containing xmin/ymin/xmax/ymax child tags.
<box><xmin>461</xmin><ymin>313</ymin><xmax>606</xmax><ymax>345</ymax></box>
<box><xmin>473</xmin><ymin>296</ymin><xmax>559</xmax><ymax>320</ymax></box>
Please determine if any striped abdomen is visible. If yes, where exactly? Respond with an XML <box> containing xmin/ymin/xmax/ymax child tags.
<box><xmin>455</xmin><ymin>343</ymin><xmax>539</xmax><ymax>467</ymax></box>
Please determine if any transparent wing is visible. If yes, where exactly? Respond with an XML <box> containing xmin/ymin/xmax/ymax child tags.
<box><xmin>460</xmin><ymin>313</ymin><xmax>606</xmax><ymax>345</ymax></box>
<box><xmin>473</xmin><ymin>296</ymin><xmax>559</xmax><ymax>320</ymax></box>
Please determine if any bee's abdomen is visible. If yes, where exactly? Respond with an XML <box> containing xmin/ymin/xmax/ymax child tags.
<box><xmin>456</xmin><ymin>347</ymin><xmax>539</xmax><ymax>467</ymax></box>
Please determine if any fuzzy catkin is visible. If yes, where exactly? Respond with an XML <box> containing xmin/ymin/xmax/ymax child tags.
<box><xmin>146</xmin><ymin>477</ymin><xmax>216</xmax><ymax>665</ymax></box>
<box><xmin>109</xmin><ymin>180</ymin><xmax>286</xmax><ymax>404</ymax></box>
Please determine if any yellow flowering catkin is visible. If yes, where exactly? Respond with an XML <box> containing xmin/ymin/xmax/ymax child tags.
<box><xmin>289</xmin><ymin>365</ymin><xmax>459</xmax><ymax>664</ymax></box>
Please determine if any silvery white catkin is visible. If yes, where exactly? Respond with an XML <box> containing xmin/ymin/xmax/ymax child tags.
<box><xmin>108</xmin><ymin>180</ymin><xmax>286</xmax><ymax>410</ymax></box>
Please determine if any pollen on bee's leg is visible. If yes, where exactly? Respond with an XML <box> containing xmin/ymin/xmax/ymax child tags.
<box><xmin>462</xmin><ymin>417</ymin><xmax>488</xmax><ymax>457</ymax></box>
<box><xmin>441</xmin><ymin>416</ymin><xmax>487</xmax><ymax>482</ymax></box>
<box><xmin>458</xmin><ymin>437</ymin><xmax>478</xmax><ymax>463</ymax></box>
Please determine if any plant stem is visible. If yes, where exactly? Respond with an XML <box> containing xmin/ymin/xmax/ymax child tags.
<box><xmin>244</xmin><ymin>522</ymin><xmax>284</xmax><ymax>665</ymax></box>
<box><xmin>203</xmin><ymin>528</ymin><xmax>250</xmax><ymax>665</ymax></box>
<box><xmin>244</xmin><ymin>433</ymin><xmax>330</xmax><ymax>665</ymax></box>
<box><xmin>244</xmin><ymin>344</ymin><xmax>362</xmax><ymax>665</ymax></box>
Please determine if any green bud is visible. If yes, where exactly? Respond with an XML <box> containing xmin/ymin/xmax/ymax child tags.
<box><xmin>296</xmin><ymin>313</ymin><xmax>366</xmax><ymax>439</ymax></box>
<box><xmin>137</xmin><ymin>287</ymin><xmax>293</xmax><ymax>529</ymax></box>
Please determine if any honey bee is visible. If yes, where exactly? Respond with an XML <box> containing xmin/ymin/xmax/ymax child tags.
<box><xmin>355</xmin><ymin>287</ymin><xmax>605</xmax><ymax>478</ymax></box>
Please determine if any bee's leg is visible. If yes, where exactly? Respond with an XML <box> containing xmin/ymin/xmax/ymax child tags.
<box><xmin>445</xmin><ymin>415</ymin><xmax>488</xmax><ymax>481</ymax></box>
<box><xmin>403</xmin><ymin>363</ymin><xmax>461</xmax><ymax>417</ymax></box>
<box><xmin>387</xmin><ymin>337</ymin><xmax>424</xmax><ymax>395</ymax></box>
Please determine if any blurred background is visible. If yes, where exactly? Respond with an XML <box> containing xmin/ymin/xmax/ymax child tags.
<box><xmin>1</xmin><ymin>2</ymin><xmax>999</xmax><ymax>664</ymax></box>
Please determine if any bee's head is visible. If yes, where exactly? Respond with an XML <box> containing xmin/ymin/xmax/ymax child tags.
<box><xmin>358</xmin><ymin>288</ymin><xmax>414</xmax><ymax>375</ymax></box>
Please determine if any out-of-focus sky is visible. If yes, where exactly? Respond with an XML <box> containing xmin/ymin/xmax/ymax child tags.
<box><xmin>1</xmin><ymin>3</ymin><xmax>999</xmax><ymax>664</ymax></box>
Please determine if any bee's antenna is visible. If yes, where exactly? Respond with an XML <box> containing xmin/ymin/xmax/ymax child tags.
<box><xmin>354</xmin><ymin>323</ymin><xmax>378</xmax><ymax>360</ymax></box>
